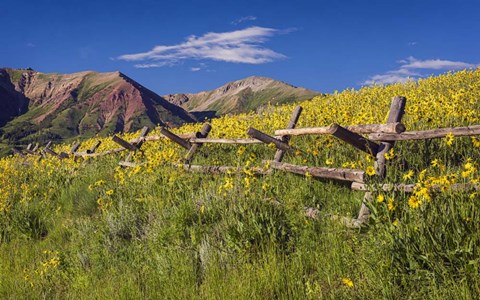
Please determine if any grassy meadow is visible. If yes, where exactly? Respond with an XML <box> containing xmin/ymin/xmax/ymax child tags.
<box><xmin>1</xmin><ymin>69</ymin><xmax>480</xmax><ymax>299</ymax></box>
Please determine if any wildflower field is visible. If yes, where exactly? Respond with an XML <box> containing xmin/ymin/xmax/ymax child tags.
<box><xmin>1</xmin><ymin>69</ymin><xmax>480</xmax><ymax>299</ymax></box>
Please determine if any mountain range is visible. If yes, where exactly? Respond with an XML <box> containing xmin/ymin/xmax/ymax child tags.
<box><xmin>164</xmin><ymin>76</ymin><xmax>319</xmax><ymax>117</ymax></box>
<box><xmin>0</xmin><ymin>68</ymin><xmax>319</xmax><ymax>155</ymax></box>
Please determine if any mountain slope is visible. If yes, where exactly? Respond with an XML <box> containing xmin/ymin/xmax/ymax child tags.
<box><xmin>164</xmin><ymin>76</ymin><xmax>320</xmax><ymax>116</ymax></box>
<box><xmin>0</xmin><ymin>68</ymin><xmax>197</xmax><ymax>148</ymax></box>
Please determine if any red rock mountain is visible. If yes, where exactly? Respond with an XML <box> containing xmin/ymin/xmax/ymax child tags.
<box><xmin>0</xmin><ymin>68</ymin><xmax>197</xmax><ymax>147</ymax></box>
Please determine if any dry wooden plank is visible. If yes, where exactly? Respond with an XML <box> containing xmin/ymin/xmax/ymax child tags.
<box><xmin>44</xmin><ymin>141</ymin><xmax>52</xmax><ymax>150</ymax></box>
<box><xmin>75</xmin><ymin>147</ymin><xmax>125</xmax><ymax>157</ymax></box>
<box><xmin>330</xmin><ymin>124</ymin><xmax>380</xmax><ymax>156</ymax></box>
<box><xmin>145</xmin><ymin>132</ymin><xmax>197</xmax><ymax>141</ymax></box>
<box><xmin>351</xmin><ymin>182</ymin><xmax>479</xmax><ymax>193</ymax></box>
<box><xmin>86</xmin><ymin>141</ymin><xmax>102</xmax><ymax>154</ymax></box>
<box><xmin>160</xmin><ymin>127</ymin><xmax>191</xmax><ymax>150</ymax></box>
<box><xmin>375</xmin><ymin>96</ymin><xmax>407</xmax><ymax>177</ymax></box>
<box><xmin>188</xmin><ymin>137</ymin><xmax>263</xmax><ymax>144</ymax></box>
<box><xmin>45</xmin><ymin>147</ymin><xmax>59</xmax><ymax>157</ymax></box>
<box><xmin>112</xmin><ymin>135</ymin><xmax>138</xmax><ymax>151</ymax></box>
<box><xmin>266</xmin><ymin>160</ymin><xmax>365</xmax><ymax>183</ymax></box>
<box><xmin>69</xmin><ymin>142</ymin><xmax>81</xmax><ymax>154</ymax></box>
<box><xmin>124</xmin><ymin>152</ymin><xmax>134</xmax><ymax>163</ymax></box>
<box><xmin>139</xmin><ymin>126</ymin><xmax>150</xmax><ymax>138</ymax></box>
<box><xmin>369</xmin><ymin>125</ymin><xmax>480</xmax><ymax>141</ymax></box>
<box><xmin>118</xmin><ymin>161</ymin><xmax>143</xmax><ymax>168</ymax></box>
<box><xmin>351</xmin><ymin>182</ymin><xmax>415</xmax><ymax>192</ymax></box>
<box><xmin>132</xmin><ymin>126</ymin><xmax>150</xmax><ymax>145</ymax></box>
<box><xmin>185</xmin><ymin>123</ymin><xmax>212</xmax><ymax>163</ymax></box>
<box><xmin>181</xmin><ymin>164</ymin><xmax>270</xmax><ymax>175</ymax></box>
<box><xmin>275</xmin><ymin>122</ymin><xmax>406</xmax><ymax>136</ymax></box>
<box><xmin>275</xmin><ymin>106</ymin><xmax>303</xmax><ymax>162</ymax></box>
<box><xmin>58</xmin><ymin>152</ymin><xmax>70</xmax><ymax>159</ymax></box>
<box><xmin>24</xmin><ymin>149</ymin><xmax>36</xmax><ymax>155</ymax></box>
<box><xmin>247</xmin><ymin>127</ymin><xmax>295</xmax><ymax>152</ymax></box>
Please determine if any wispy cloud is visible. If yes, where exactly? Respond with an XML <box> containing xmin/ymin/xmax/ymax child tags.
<box><xmin>231</xmin><ymin>15</ymin><xmax>257</xmax><ymax>25</ymax></box>
<box><xmin>400</xmin><ymin>57</ymin><xmax>477</xmax><ymax>70</ymax></box>
<box><xmin>26</xmin><ymin>42</ymin><xmax>36</xmax><ymax>48</ymax></box>
<box><xmin>408</xmin><ymin>41</ymin><xmax>417</xmax><ymax>46</ymax></box>
<box><xmin>135</xmin><ymin>63</ymin><xmax>171</xmax><ymax>69</ymax></box>
<box><xmin>117</xmin><ymin>26</ymin><xmax>287</xmax><ymax>68</ymax></box>
<box><xmin>190</xmin><ymin>67</ymin><xmax>201</xmax><ymax>72</ymax></box>
<box><xmin>364</xmin><ymin>56</ymin><xmax>479</xmax><ymax>85</ymax></box>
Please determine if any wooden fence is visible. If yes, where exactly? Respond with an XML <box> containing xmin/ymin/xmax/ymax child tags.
<box><xmin>13</xmin><ymin>96</ymin><xmax>480</xmax><ymax>226</ymax></box>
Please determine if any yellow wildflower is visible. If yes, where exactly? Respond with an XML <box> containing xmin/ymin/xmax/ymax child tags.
<box><xmin>444</xmin><ymin>133</ymin><xmax>454</xmax><ymax>146</ymax></box>
<box><xmin>472</xmin><ymin>137</ymin><xmax>480</xmax><ymax>148</ymax></box>
<box><xmin>384</xmin><ymin>148</ymin><xmax>395</xmax><ymax>160</ymax></box>
<box><xmin>376</xmin><ymin>194</ymin><xmax>385</xmax><ymax>203</ymax></box>
<box><xmin>431</xmin><ymin>159</ymin><xmax>441</xmax><ymax>168</ymax></box>
<box><xmin>237</xmin><ymin>146</ymin><xmax>246</xmax><ymax>156</ymax></box>
<box><xmin>342</xmin><ymin>278</ymin><xmax>354</xmax><ymax>288</ymax></box>
<box><xmin>387</xmin><ymin>197</ymin><xmax>395</xmax><ymax>211</ymax></box>
<box><xmin>95</xmin><ymin>179</ymin><xmax>106</xmax><ymax>186</ymax></box>
<box><xmin>366</xmin><ymin>166</ymin><xmax>375</xmax><ymax>176</ymax></box>
<box><xmin>325</xmin><ymin>158</ymin><xmax>334</xmax><ymax>166</ymax></box>
<box><xmin>408</xmin><ymin>196</ymin><xmax>421</xmax><ymax>209</ymax></box>
<box><xmin>403</xmin><ymin>170</ymin><xmax>414</xmax><ymax>181</ymax></box>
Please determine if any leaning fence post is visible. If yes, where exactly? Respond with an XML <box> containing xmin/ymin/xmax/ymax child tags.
<box><xmin>330</xmin><ymin>124</ymin><xmax>380</xmax><ymax>156</ymax></box>
<box><xmin>355</xmin><ymin>96</ymin><xmax>407</xmax><ymax>226</ymax></box>
<box><xmin>185</xmin><ymin>123</ymin><xmax>212</xmax><ymax>164</ymax></box>
<box><xmin>86</xmin><ymin>141</ymin><xmax>102</xmax><ymax>154</ymax></box>
<box><xmin>247</xmin><ymin>127</ymin><xmax>296</xmax><ymax>152</ymax></box>
<box><xmin>69</xmin><ymin>142</ymin><xmax>81</xmax><ymax>154</ymax></box>
<box><xmin>160</xmin><ymin>127</ymin><xmax>191</xmax><ymax>150</ymax></box>
<box><xmin>124</xmin><ymin>127</ymin><xmax>149</xmax><ymax>164</ymax></box>
<box><xmin>274</xmin><ymin>106</ymin><xmax>303</xmax><ymax>162</ymax></box>
<box><xmin>113</xmin><ymin>127</ymin><xmax>150</xmax><ymax>166</ymax></box>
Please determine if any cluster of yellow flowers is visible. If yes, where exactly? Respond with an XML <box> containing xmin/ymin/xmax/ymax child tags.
<box><xmin>24</xmin><ymin>250</ymin><xmax>61</xmax><ymax>287</ymax></box>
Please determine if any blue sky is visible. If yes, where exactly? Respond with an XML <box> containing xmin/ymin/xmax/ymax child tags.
<box><xmin>1</xmin><ymin>0</ymin><xmax>479</xmax><ymax>94</ymax></box>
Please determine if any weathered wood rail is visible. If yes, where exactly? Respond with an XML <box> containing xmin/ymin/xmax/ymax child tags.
<box><xmin>369</xmin><ymin>125</ymin><xmax>480</xmax><ymax>141</ymax></box>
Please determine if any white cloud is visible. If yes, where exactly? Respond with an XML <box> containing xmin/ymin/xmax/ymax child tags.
<box><xmin>190</xmin><ymin>67</ymin><xmax>201</xmax><ymax>72</ymax></box>
<box><xmin>408</xmin><ymin>41</ymin><xmax>417</xmax><ymax>46</ymax></box>
<box><xmin>117</xmin><ymin>26</ymin><xmax>287</xmax><ymax>68</ymax></box>
<box><xmin>401</xmin><ymin>56</ymin><xmax>477</xmax><ymax>70</ymax></box>
<box><xmin>134</xmin><ymin>62</ymin><xmax>171</xmax><ymax>69</ymax></box>
<box><xmin>364</xmin><ymin>57</ymin><xmax>479</xmax><ymax>85</ymax></box>
<box><xmin>26</xmin><ymin>42</ymin><xmax>36</xmax><ymax>48</ymax></box>
<box><xmin>231</xmin><ymin>15</ymin><xmax>257</xmax><ymax>25</ymax></box>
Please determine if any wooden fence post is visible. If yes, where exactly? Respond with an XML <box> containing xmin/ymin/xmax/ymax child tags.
<box><xmin>274</xmin><ymin>106</ymin><xmax>303</xmax><ymax>162</ymax></box>
<box><xmin>69</xmin><ymin>142</ymin><xmax>81</xmax><ymax>154</ymax></box>
<box><xmin>112</xmin><ymin>127</ymin><xmax>150</xmax><ymax>166</ymax></box>
<box><xmin>185</xmin><ymin>123</ymin><xmax>212</xmax><ymax>164</ymax></box>
<box><xmin>112</xmin><ymin>136</ymin><xmax>139</xmax><ymax>151</ymax></box>
<box><xmin>330</xmin><ymin>124</ymin><xmax>380</xmax><ymax>156</ymax></box>
<box><xmin>247</xmin><ymin>127</ymin><xmax>296</xmax><ymax>152</ymax></box>
<box><xmin>160</xmin><ymin>127</ymin><xmax>191</xmax><ymax>150</ymax></box>
<box><xmin>355</xmin><ymin>96</ymin><xmax>407</xmax><ymax>226</ymax></box>
<box><xmin>86</xmin><ymin>141</ymin><xmax>101</xmax><ymax>154</ymax></box>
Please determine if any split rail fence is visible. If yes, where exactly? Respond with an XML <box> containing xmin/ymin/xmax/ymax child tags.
<box><xmin>13</xmin><ymin>96</ymin><xmax>480</xmax><ymax>226</ymax></box>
